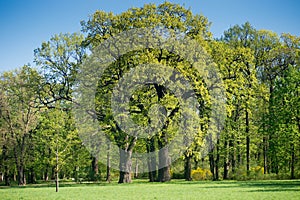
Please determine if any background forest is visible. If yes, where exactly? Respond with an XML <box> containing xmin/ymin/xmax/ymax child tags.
<box><xmin>0</xmin><ymin>2</ymin><xmax>299</xmax><ymax>186</ymax></box>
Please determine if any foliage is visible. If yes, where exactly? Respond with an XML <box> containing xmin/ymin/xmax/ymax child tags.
<box><xmin>0</xmin><ymin>2</ymin><xmax>299</xmax><ymax>187</ymax></box>
<box><xmin>191</xmin><ymin>167</ymin><xmax>213</xmax><ymax>181</ymax></box>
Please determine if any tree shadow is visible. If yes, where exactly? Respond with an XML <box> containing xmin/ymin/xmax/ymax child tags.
<box><xmin>198</xmin><ymin>180</ymin><xmax>300</xmax><ymax>192</ymax></box>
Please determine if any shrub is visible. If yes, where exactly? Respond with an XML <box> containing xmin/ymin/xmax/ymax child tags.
<box><xmin>191</xmin><ymin>168</ymin><xmax>213</xmax><ymax>181</ymax></box>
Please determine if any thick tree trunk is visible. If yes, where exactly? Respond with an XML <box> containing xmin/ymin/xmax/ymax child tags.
<box><xmin>184</xmin><ymin>155</ymin><xmax>192</xmax><ymax>181</ymax></box>
<box><xmin>118</xmin><ymin>148</ymin><xmax>133</xmax><ymax>183</ymax></box>
<box><xmin>17</xmin><ymin>165</ymin><xmax>26</xmax><ymax>186</ymax></box>
<box><xmin>147</xmin><ymin>137</ymin><xmax>157</xmax><ymax>182</ymax></box>
<box><xmin>157</xmin><ymin>136</ymin><xmax>171</xmax><ymax>182</ymax></box>
<box><xmin>14</xmin><ymin>143</ymin><xmax>26</xmax><ymax>185</ymax></box>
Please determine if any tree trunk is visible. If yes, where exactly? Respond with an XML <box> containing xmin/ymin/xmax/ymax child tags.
<box><xmin>291</xmin><ymin>143</ymin><xmax>295</xmax><ymax>179</ymax></box>
<box><xmin>157</xmin><ymin>136</ymin><xmax>171</xmax><ymax>182</ymax></box>
<box><xmin>55</xmin><ymin>142</ymin><xmax>59</xmax><ymax>192</ymax></box>
<box><xmin>17</xmin><ymin>165</ymin><xmax>26</xmax><ymax>186</ymax></box>
<box><xmin>215</xmin><ymin>139</ymin><xmax>220</xmax><ymax>180</ymax></box>
<box><xmin>237</xmin><ymin>140</ymin><xmax>241</xmax><ymax>167</ymax></box>
<box><xmin>2</xmin><ymin>145</ymin><xmax>10</xmax><ymax>186</ymax></box>
<box><xmin>118</xmin><ymin>148</ymin><xmax>133</xmax><ymax>183</ymax></box>
<box><xmin>194</xmin><ymin>157</ymin><xmax>199</xmax><ymax>170</ymax></box>
<box><xmin>91</xmin><ymin>156</ymin><xmax>99</xmax><ymax>181</ymax></box>
<box><xmin>246</xmin><ymin>110</ymin><xmax>250</xmax><ymax>176</ymax></box>
<box><xmin>184</xmin><ymin>154</ymin><xmax>192</xmax><ymax>181</ymax></box>
<box><xmin>263</xmin><ymin>136</ymin><xmax>268</xmax><ymax>174</ymax></box>
<box><xmin>209</xmin><ymin>152</ymin><xmax>215</xmax><ymax>178</ymax></box>
<box><xmin>229</xmin><ymin>133</ymin><xmax>236</xmax><ymax>174</ymax></box>
<box><xmin>134</xmin><ymin>159</ymin><xmax>139</xmax><ymax>179</ymax></box>
<box><xmin>74</xmin><ymin>166</ymin><xmax>79</xmax><ymax>182</ymax></box>
<box><xmin>4</xmin><ymin>165</ymin><xmax>10</xmax><ymax>186</ymax></box>
<box><xmin>223</xmin><ymin>138</ymin><xmax>229</xmax><ymax>180</ymax></box>
<box><xmin>28</xmin><ymin>167</ymin><xmax>36</xmax><ymax>184</ymax></box>
<box><xmin>147</xmin><ymin>137</ymin><xmax>156</xmax><ymax>182</ymax></box>
<box><xmin>44</xmin><ymin>167</ymin><xmax>49</xmax><ymax>181</ymax></box>
<box><xmin>106</xmin><ymin>143</ymin><xmax>111</xmax><ymax>183</ymax></box>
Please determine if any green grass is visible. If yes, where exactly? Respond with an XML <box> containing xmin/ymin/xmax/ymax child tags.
<box><xmin>0</xmin><ymin>180</ymin><xmax>299</xmax><ymax>200</ymax></box>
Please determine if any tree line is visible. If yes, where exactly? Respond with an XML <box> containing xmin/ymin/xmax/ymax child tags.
<box><xmin>0</xmin><ymin>2</ymin><xmax>299</xmax><ymax>186</ymax></box>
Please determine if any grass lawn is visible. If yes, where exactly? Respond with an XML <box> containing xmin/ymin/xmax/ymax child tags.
<box><xmin>0</xmin><ymin>179</ymin><xmax>299</xmax><ymax>200</ymax></box>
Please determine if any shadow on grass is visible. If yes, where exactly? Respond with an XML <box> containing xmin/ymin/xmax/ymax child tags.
<box><xmin>1</xmin><ymin>179</ymin><xmax>299</xmax><ymax>192</ymax></box>
<box><xmin>248</xmin><ymin>188</ymin><xmax>300</xmax><ymax>192</ymax></box>
<box><xmin>0</xmin><ymin>181</ymin><xmax>117</xmax><ymax>189</ymax></box>
<box><xmin>196</xmin><ymin>180</ymin><xmax>300</xmax><ymax>192</ymax></box>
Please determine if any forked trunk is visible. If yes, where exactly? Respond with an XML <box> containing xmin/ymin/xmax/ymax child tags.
<box><xmin>17</xmin><ymin>166</ymin><xmax>26</xmax><ymax>186</ymax></box>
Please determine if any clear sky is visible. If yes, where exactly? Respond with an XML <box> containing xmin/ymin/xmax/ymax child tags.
<box><xmin>0</xmin><ymin>0</ymin><xmax>299</xmax><ymax>72</ymax></box>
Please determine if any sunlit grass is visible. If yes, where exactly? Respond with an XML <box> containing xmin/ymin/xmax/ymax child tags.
<box><xmin>0</xmin><ymin>179</ymin><xmax>299</xmax><ymax>200</ymax></box>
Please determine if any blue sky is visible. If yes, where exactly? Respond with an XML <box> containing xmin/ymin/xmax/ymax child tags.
<box><xmin>0</xmin><ymin>0</ymin><xmax>299</xmax><ymax>72</ymax></box>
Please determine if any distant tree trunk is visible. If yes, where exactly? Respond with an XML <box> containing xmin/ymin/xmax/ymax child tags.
<box><xmin>55</xmin><ymin>171</ymin><xmax>59</xmax><ymax>192</ymax></box>
<box><xmin>230</xmin><ymin>138</ymin><xmax>236</xmax><ymax>174</ymax></box>
<box><xmin>237</xmin><ymin>139</ymin><xmax>241</xmax><ymax>167</ymax></box>
<box><xmin>209</xmin><ymin>152</ymin><xmax>215</xmax><ymax>178</ymax></box>
<box><xmin>293</xmin><ymin>117</ymin><xmax>300</xmax><ymax>179</ymax></box>
<box><xmin>55</xmin><ymin>147</ymin><xmax>59</xmax><ymax>192</ymax></box>
<box><xmin>215</xmin><ymin>139</ymin><xmax>220</xmax><ymax>180</ymax></box>
<box><xmin>106</xmin><ymin>143</ymin><xmax>111</xmax><ymax>183</ymax></box>
<box><xmin>74</xmin><ymin>166</ymin><xmax>79</xmax><ymax>182</ymax></box>
<box><xmin>269</xmin><ymin>85</ymin><xmax>279</xmax><ymax>174</ymax></box>
<box><xmin>194</xmin><ymin>157</ymin><xmax>199</xmax><ymax>170</ymax></box>
<box><xmin>291</xmin><ymin>143</ymin><xmax>295</xmax><ymax>179</ymax></box>
<box><xmin>223</xmin><ymin>137</ymin><xmax>229</xmax><ymax>180</ymax></box>
<box><xmin>147</xmin><ymin>137</ymin><xmax>156</xmax><ymax>182</ymax></box>
<box><xmin>118</xmin><ymin>148</ymin><xmax>133</xmax><ymax>183</ymax></box>
<box><xmin>184</xmin><ymin>154</ymin><xmax>192</xmax><ymax>181</ymax></box>
<box><xmin>246</xmin><ymin>110</ymin><xmax>250</xmax><ymax>176</ymax></box>
<box><xmin>4</xmin><ymin>165</ymin><xmax>10</xmax><ymax>186</ymax></box>
<box><xmin>2</xmin><ymin>145</ymin><xmax>10</xmax><ymax>186</ymax></box>
<box><xmin>91</xmin><ymin>156</ymin><xmax>99</xmax><ymax>181</ymax></box>
<box><xmin>44</xmin><ymin>167</ymin><xmax>49</xmax><ymax>181</ymax></box>
<box><xmin>263</xmin><ymin>136</ymin><xmax>268</xmax><ymax>174</ymax></box>
<box><xmin>134</xmin><ymin>159</ymin><xmax>139</xmax><ymax>178</ymax></box>
<box><xmin>28</xmin><ymin>167</ymin><xmax>36</xmax><ymax>184</ymax></box>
